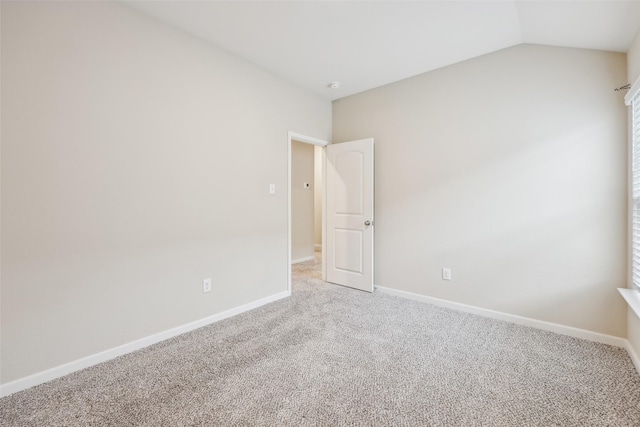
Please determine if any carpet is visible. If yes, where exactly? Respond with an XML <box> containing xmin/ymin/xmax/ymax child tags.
<box><xmin>1</xmin><ymin>251</ymin><xmax>640</xmax><ymax>426</ymax></box>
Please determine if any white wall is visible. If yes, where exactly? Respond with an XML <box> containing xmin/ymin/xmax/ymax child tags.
<box><xmin>291</xmin><ymin>140</ymin><xmax>315</xmax><ymax>261</ymax></box>
<box><xmin>627</xmin><ymin>28</ymin><xmax>640</xmax><ymax>359</ymax></box>
<box><xmin>0</xmin><ymin>1</ymin><xmax>331</xmax><ymax>384</ymax></box>
<box><xmin>629</xmin><ymin>29</ymin><xmax>640</xmax><ymax>87</ymax></box>
<box><xmin>314</xmin><ymin>146</ymin><xmax>323</xmax><ymax>246</ymax></box>
<box><xmin>333</xmin><ymin>44</ymin><xmax>628</xmax><ymax>336</ymax></box>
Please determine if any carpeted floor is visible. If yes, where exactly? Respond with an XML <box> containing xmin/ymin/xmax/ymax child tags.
<box><xmin>2</xmin><ymin>249</ymin><xmax>640</xmax><ymax>426</ymax></box>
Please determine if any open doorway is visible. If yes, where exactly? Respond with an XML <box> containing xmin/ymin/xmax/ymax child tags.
<box><xmin>288</xmin><ymin>133</ymin><xmax>375</xmax><ymax>294</ymax></box>
<box><xmin>287</xmin><ymin>132</ymin><xmax>328</xmax><ymax>294</ymax></box>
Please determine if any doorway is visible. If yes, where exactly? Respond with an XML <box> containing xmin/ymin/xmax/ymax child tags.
<box><xmin>288</xmin><ymin>133</ymin><xmax>375</xmax><ymax>294</ymax></box>
<box><xmin>287</xmin><ymin>132</ymin><xmax>328</xmax><ymax>294</ymax></box>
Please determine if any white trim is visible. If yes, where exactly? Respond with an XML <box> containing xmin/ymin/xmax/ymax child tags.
<box><xmin>288</xmin><ymin>132</ymin><xmax>329</xmax><ymax>147</ymax></box>
<box><xmin>625</xmin><ymin>339</ymin><xmax>640</xmax><ymax>374</ymax></box>
<box><xmin>619</xmin><ymin>288</ymin><xmax>640</xmax><ymax>320</ymax></box>
<box><xmin>321</xmin><ymin>146</ymin><xmax>327</xmax><ymax>281</ymax></box>
<box><xmin>291</xmin><ymin>255</ymin><xmax>314</xmax><ymax>264</ymax></box>
<box><xmin>375</xmin><ymin>286</ymin><xmax>626</xmax><ymax>348</ymax></box>
<box><xmin>0</xmin><ymin>290</ymin><xmax>290</xmax><ymax>397</ymax></box>
<box><xmin>288</xmin><ymin>133</ymin><xmax>292</xmax><ymax>294</ymax></box>
<box><xmin>287</xmin><ymin>131</ymin><xmax>329</xmax><ymax>294</ymax></box>
<box><xmin>625</xmin><ymin>75</ymin><xmax>640</xmax><ymax>105</ymax></box>
<box><xmin>629</xmin><ymin>87</ymin><xmax>640</xmax><ymax>292</ymax></box>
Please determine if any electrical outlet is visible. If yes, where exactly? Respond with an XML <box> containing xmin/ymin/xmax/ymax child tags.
<box><xmin>442</xmin><ymin>268</ymin><xmax>452</xmax><ymax>281</ymax></box>
<box><xmin>203</xmin><ymin>278</ymin><xmax>212</xmax><ymax>293</ymax></box>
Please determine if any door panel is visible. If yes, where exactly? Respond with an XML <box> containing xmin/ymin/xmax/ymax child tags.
<box><xmin>326</xmin><ymin>138</ymin><xmax>374</xmax><ymax>292</ymax></box>
<box><xmin>335</xmin><ymin>151</ymin><xmax>364</xmax><ymax>214</ymax></box>
<box><xmin>333</xmin><ymin>228</ymin><xmax>363</xmax><ymax>274</ymax></box>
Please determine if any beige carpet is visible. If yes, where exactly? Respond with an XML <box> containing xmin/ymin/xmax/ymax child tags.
<box><xmin>1</xmin><ymin>249</ymin><xmax>640</xmax><ymax>426</ymax></box>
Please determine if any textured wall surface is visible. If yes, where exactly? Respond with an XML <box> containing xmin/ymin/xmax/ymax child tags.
<box><xmin>334</xmin><ymin>44</ymin><xmax>628</xmax><ymax>336</ymax></box>
<box><xmin>291</xmin><ymin>140</ymin><xmax>315</xmax><ymax>261</ymax></box>
<box><xmin>1</xmin><ymin>1</ymin><xmax>331</xmax><ymax>383</ymax></box>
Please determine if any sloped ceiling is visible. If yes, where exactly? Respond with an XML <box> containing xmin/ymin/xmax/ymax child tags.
<box><xmin>123</xmin><ymin>1</ymin><xmax>640</xmax><ymax>100</ymax></box>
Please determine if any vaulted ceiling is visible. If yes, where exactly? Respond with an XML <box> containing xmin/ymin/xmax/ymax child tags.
<box><xmin>124</xmin><ymin>1</ymin><xmax>640</xmax><ymax>100</ymax></box>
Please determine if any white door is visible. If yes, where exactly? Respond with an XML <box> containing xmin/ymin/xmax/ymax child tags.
<box><xmin>326</xmin><ymin>138</ymin><xmax>374</xmax><ymax>292</ymax></box>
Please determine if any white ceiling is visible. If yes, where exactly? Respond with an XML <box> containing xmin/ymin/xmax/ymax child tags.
<box><xmin>123</xmin><ymin>1</ymin><xmax>640</xmax><ymax>100</ymax></box>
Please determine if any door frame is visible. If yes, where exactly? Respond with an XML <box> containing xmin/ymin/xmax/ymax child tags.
<box><xmin>288</xmin><ymin>131</ymin><xmax>329</xmax><ymax>294</ymax></box>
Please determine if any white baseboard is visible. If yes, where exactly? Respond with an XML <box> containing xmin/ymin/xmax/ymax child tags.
<box><xmin>375</xmin><ymin>286</ymin><xmax>627</xmax><ymax>348</ymax></box>
<box><xmin>625</xmin><ymin>340</ymin><xmax>640</xmax><ymax>374</ymax></box>
<box><xmin>291</xmin><ymin>255</ymin><xmax>314</xmax><ymax>264</ymax></box>
<box><xmin>0</xmin><ymin>290</ymin><xmax>291</xmax><ymax>398</ymax></box>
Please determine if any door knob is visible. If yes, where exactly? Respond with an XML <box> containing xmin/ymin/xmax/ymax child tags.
<box><xmin>364</xmin><ymin>220</ymin><xmax>371</xmax><ymax>226</ymax></box>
